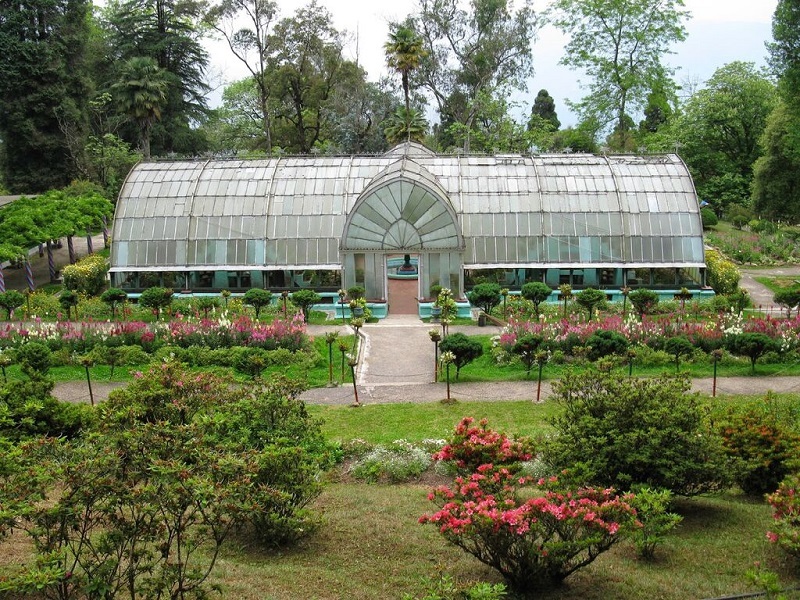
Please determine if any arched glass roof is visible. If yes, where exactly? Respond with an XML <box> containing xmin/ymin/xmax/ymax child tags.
<box><xmin>111</xmin><ymin>148</ymin><xmax>704</xmax><ymax>272</ymax></box>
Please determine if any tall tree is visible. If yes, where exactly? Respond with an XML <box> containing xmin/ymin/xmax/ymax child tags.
<box><xmin>549</xmin><ymin>0</ymin><xmax>688</xmax><ymax>151</ymax></box>
<box><xmin>101</xmin><ymin>0</ymin><xmax>211</xmax><ymax>156</ymax></box>
<box><xmin>0</xmin><ymin>0</ymin><xmax>92</xmax><ymax>192</ymax></box>
<box><xmin>753</xmin><ymin>1</ymin><xmax>800</xmax><ymax>221</ymax></box>
<box><xmin>768</xmin><ymin>0</ymin><xmax>800</xmax><ymax>105</ymax></box>
<box><xmin>677</xmin><ymin>62</ymin><xmax>777</xmax><ymax>213</ymax></box>
<box><xmin>111</xmin><ymin>57</ymin><xmax>169</xmax><ymax>159</ymax></box>
<box><xmin>412</xmin><ymin>0</ymin><xmax>538</xmax><ymax>152</ymax></box>
<box><xmin>268</xmin><ymin>1</ymin><xmax>359</xmax><ymax>153</ymax></box>
<box><xmin>205</xmin><ymin>0</ymin><xmax>279</xmax><ymax>151</ymax></box>
<box><xmin>752</xmin><ymin>102</ymin><xmax>800</xmax><ymax>221</ymax></box>
<box><xmin>530</xmin><ymin>89</ymin><xmax>560</xmax><ymax>130</ymax></box>
<box><xmin>385</xmin><ymin>24</ymin><xmax>426</xmax><ymax>142</ymax></box>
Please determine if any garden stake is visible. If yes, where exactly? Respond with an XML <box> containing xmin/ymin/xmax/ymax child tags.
<box><xmin>429</xmin><ymin>329</ymin><xmax>442</xmax><ymax>383</ymax></box>
<box><xmin>535</xmin><ymin>350</ymin><xmax>548</xmax><ymax>403</ymax></box>
<box><xmin>325</xmin><ymin>331</ymin><xmax>338</xmax><ymax>386</ymax></box>
<box><xmin>711</xmin><ymin>349</ymin><xmax>723</xmax><ymax>397</ymax></box>
<box><xmin>338</xmin><ymin>340</ymin><xmax>349</xmax><ymax>382</ymax></box>
<box><xmin>348</xmin><ymin>355</ymin><xmax>360</xmax><ymax>406</ymax></box>
<box><xmin>338</xmin><ymin>289</ymin><xmax>346</xmax><ymax>324</ymax></box>
<box><xmin>81</xmin><ymin>356</ymin><xmax>95</xmax><ymax>407</ymax></box>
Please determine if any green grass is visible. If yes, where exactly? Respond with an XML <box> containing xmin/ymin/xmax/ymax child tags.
<box><xmin>201</xmin><ymin>484</ymin><xmax>798</xmax><ymax>600</ymax></box>
<box><xmin>215</xmin><ymin>396</ymin><xmax>800</xmax><ymax>599</ymax></box>
<box><xmin>311</xmin><ymin>400</ymin><xmax>561</xmax><ymax>446</ymax></box>
<box><xmin>755</xmin><ymin>275</ymin><xmax>800</xmax><ymax>294</ymax></box>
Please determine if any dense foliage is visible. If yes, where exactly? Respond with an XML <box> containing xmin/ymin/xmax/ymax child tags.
<box><xmin>0</xmin><ymin>362</ymin><xmax>335</xmax><ymax>596</ymax></box>
<box><xmin>545</xmin><ymin>370</ymin><xmax>731</xmax><ymax>496</ymax></box>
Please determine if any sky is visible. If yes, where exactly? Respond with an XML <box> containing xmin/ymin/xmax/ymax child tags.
<box><xmin>206</xmin><ymin>0</ymin><xmax>779</xmax><ymax>127</ymax></box>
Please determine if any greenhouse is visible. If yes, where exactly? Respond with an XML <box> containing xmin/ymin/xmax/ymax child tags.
<box><xmin>110</xmin><ymin>142</ymin><xmax>709</xmax><ymax>317</ymax></box>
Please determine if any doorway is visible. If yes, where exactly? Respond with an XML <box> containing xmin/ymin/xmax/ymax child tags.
<box><xmin>386</xmin><ymin>253</ymin><xmax>420</xmax><ymax>315</ymax></box>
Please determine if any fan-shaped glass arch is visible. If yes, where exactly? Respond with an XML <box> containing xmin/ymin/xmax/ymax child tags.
<box><xmin>342</xmin><ymin>178</ymin><xmax>461</xmax><ymax>250</ymax></box>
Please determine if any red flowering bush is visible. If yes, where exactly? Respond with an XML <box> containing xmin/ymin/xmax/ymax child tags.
<box><xmin>433</xmin><ymin>417</ymin><xmax>534</xmax><ymax>476</ymax></box>
<box><xmin>422</xmin><ymin>419</ymin><xmax>638</xmax><ymax>592</ymax></box>
<box><xmin>766</xmin><ymin>473</ymin><xmax>800</xmax><ymax>557</ymax></box>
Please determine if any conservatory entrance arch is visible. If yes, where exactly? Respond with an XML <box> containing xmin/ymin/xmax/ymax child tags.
<box><xmin>341</xmin><ymin>164</ymin><xmax>464</xmax><ymax>313</ymax></box>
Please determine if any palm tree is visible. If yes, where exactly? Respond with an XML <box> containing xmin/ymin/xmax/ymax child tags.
<box><xmin>384</xmin><ymin>24</ymin><xmax>425</xmax><ymax>141</ymax></box>
<box><xmin>112</xmin><ymin>57</ymin><xmax>169</xmax><ymax>159</ymax></box>
<box><xmin>383</xmin><ymin>107</ymin><xmax>428</xmax><ymax>145</ymax></box>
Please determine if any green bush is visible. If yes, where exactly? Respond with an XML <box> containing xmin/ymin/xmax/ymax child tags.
<box><xmin>718</xmin><ymin>401</ymin><xmax>800</xmax><ymax>496</ymax></box>
<box><xmin>700</xmin><ymin>207</ymin><xmax>718</xmax><ymax>228</ymax></box>
<box><xmin>724</xmin><ymin>332</ymin><xmax>778</xmax><ymax>373</ymax></box>
<box><xmin>0</xmin><ymin>290</ymin><xmax>25</xmax><ymax>320</ymax></box>
<box><xmin>16</xmin><ymin>342</ymin><xmax>52</xmax><ymax>379</ymax></box>
<box><xmin>585</xmin><ymin>329</ymin><xmax>629</xmax><ymax>361</ymax></box>
<box><xmin>575</xmin><ymin>287</ymin><xmax>607</xmax><ymax>320</ymax></box>
<box><xmin>545</xmin><ymin>370</ymin><xmax>731</xmax><ymax>496</ymax></box>
<box><xmin>243</xmin><ymin>288</ymin><xmax>273</xmax><ymax>319</ymax></box>
<box><xmin>467</xmin><ymin>282</ymin><xmax>502</xmax><ymax>314</ymax></box>
<box><xmin>439</xmin><ymin>333</ymin><xmax>484</xmax><ymax>380</ymax></box>
<box><xmin>234</xmin><ymin>347</ymin><xmax>270</xmax><ymax>379</ymax></box>
<box><xmin>520</xmin><ymin>282</ymin><xmax>553</xmax><ymax>317</ymax></box>
<box><xmin>0</xmin><ymin>378</ymin><xmax>93</xmax><ymax>441</ymax></box>
<box><xmin>628</xmin><ymin>289</ymin><xmax>659</xmax><ymax>318</ymax></box>
<box><xmin>118</xmin><ymin>345</ymin><xmax>150</xmax><ymax>366</ymax></box>
<box><xmin>100</xmin><ymin>287</ymin><xmax>128</xmax><ymax>319</ymax></box>
<box><xmin>291</xmin><ymin>289</ymin><xmax>321</xmax><ymax>323</ymax></box>
<box><xmin>774</xmin><ymin>287</ymin><xmax>800</xmax><ymax>318</ymax></box>
<box><xmin>138</xmin><ymin>286</ymin><xmax>173</xmax><ymax>319</ymax></box>
<box><xmin>627</xmin><ymin>486</ymin><xmax>682</xmax><ymax>559</ymax></box>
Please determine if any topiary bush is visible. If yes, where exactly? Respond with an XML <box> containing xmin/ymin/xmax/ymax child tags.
<box><xmin>438</xmin><ymin>333</ymin><xmax>483</xmax><ymax>380</ymax></box>
<box><xmin>467</xmin><ymin>282</ymin><xmax>502</xmax><ymax>315</ymax></box>
<box><xmin>0</xmin><ymin>290</ymin><xmax>25</xmax><ymax>320</ymax></box>
<box><xmin>585</xmin><ymin>329</ymin><xmax>629</xmax><ymax>361</ymax></box>
<box><xmin>290</xmin><ymin>289</ymin><xmax>321</xmax><ymax>323</ymax></box>
<box><xmin>628</xmin><ymin>289</ymin><xmax>659</xmax><ymax>319</ymax></box>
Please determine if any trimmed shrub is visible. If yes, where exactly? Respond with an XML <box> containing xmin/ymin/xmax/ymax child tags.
<box><xmin>628</xmin><ymin>289</ymin><xmax>659</xmax><ymax>318</ymax></box>
<box><xmin>520</xmin><ymin>282</ymin><xmax>554</xmax><ymax>317</ymax></box>
<box><xmin>585</xmin><ymin>329</ymin><xmax>629</xmax><ymax>361</ymax></box>
<box><xmin>0</xmin><ymin>290</ymin><xmax>25</xmax><ymax>320</ymax></box>
<box><xmin>467</xmin><ymin>282</ymin><xmax>502</xmax><ymax>314</ymax></box>
<box><xmin>439</xmin><ymin>333</ymin><xmax>484</xmax><ymax>380</ymax></box>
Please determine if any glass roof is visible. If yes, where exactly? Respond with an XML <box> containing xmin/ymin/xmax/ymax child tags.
<box><xmin>111</xmin><ymin>150</ymin><xmax>704</xmax><ymax>270</ymax></box>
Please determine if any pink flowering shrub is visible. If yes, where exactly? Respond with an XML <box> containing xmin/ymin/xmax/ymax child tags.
<box><xmin>766</xmin><ymin>473</ymin><xmax>800</xmax><ymax>557</ymax></box>
<box><xmin>422</xmin><ymin>419</ymin><xmax>638</xmax><ymax>592</ymax></box>
<box><xmin>433</xmin><ymin>417</ymin><xmax>534</xmax><ymax>475</ymax></box>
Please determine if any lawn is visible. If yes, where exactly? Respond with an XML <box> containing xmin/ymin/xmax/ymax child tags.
<box><xmin>205</xmin><ymin>484</ymin><xmax>797</xmax><ymax>600</ymax></box>
<box><xmin>193</xmin><ymin>389</ymin><xmax>800</xmax><ymax>599</ymax></box>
